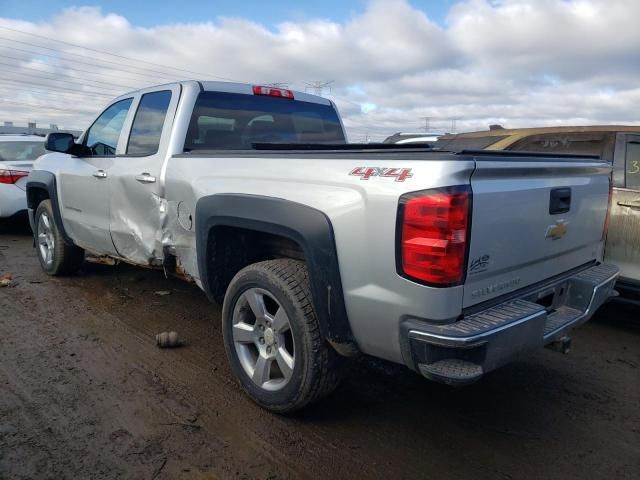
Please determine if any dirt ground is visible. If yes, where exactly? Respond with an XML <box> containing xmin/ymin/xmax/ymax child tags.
<box><xmin>1</xmin><ymin>222</ymin><xmax>639</xmax><ymax>480</ymax></box>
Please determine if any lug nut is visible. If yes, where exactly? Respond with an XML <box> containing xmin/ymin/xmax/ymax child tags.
<box><xmin>259</xmin><ymin>325</ymin><xmax>265</xmax><ymax>332</ymax></box>
<box><xmin>267</xmin><ymin>346</ymin><xmax>272</xmax><ymax>354</ymax></box>
<box><xmin>259</xmin><ymin>337</ymin><xmax>265</xmax><ymax>344</ymax></box>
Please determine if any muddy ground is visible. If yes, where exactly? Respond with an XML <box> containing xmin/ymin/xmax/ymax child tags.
<box><xmin>1</xmin><ymin>222</ymin><xmax>639</xmax><ymax>480</ymax></box>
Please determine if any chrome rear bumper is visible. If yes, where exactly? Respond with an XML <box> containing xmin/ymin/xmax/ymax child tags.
<box><xmin>404</xmin><ymin>263</ymin><xmax>619</xmax><ymax>385</ymax></box>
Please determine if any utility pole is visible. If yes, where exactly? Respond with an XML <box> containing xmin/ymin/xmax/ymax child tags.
<box><xmin>305</xmin><ymin>80</ymin><xmax>334</xmax><ymax>97</ymax></box>
<box><xmin>420</xmin><ymin>116</ymin><xmax>431</xmax><ymax>132</ymax></box>
<box><xmin>451</xmin><ymin>118</ymin><xmax>459</xmax><ymax>133</ymax></box>
<box><xmin>265</xmin><ymin>82</ymin><xmax>290</xmax><ymax>89</ymax></box>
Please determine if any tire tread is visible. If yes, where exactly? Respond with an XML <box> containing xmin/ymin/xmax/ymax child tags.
<box><xmin>223</xmin><ymin>258</ymin><xmax>342</xmax><ymax>413</ymax></box>
<box><xmin>35</xmin><ymin>200</ymin><xmax>84</xmax><ymax>276</ymax></box>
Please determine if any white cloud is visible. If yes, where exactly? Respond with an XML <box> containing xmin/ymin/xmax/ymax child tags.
<box><xmin>0</xmin><ymin>0</ymin><xmax>639</xmax><ymax>140</ymax></box>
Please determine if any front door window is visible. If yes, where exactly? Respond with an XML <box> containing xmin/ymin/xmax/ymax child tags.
<box><xmin>85</xmin><ymin>98</ymin><xmax>133</xmax><ymax>156</ymax></box>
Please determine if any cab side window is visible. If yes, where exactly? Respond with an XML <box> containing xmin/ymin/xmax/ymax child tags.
<box><xmin>127</xmin><ymin>90</ymin><xmax>172</xmax><ymax>155</ymax></box>
<box><xmin>85</xmin><ymin>98</ymin><xmax>133</xmax><ymax>156</ymax></box>
<box><xmin>626</xmin><ymin>141</ymin><xmax>640</xmax><ymax>189</ymax></box>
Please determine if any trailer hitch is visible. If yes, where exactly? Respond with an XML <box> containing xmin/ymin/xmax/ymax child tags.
<box><xmin>546</xmin><ymin>336</ymin><xmax>572</xmax><ymax>355</ymax></box>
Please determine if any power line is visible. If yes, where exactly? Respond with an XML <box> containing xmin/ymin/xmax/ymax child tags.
<box><xmin>0</xmin><ymin>99</ymin><xmax>95</xmax><ymax>115</ymax></box>
<box><xmin>1</xmin><ymin>66</ymin><xmax>132</xmax><ymax>96</ymax></box>
<box><xmin>0</xmin><ymin>35</ymin><xmax>189</xmax><ymax>80</ymax></box>
<box><xmin>0</xmin><ymin>78</ymin><xmax>113</xmax><ymax>99</ymax></box>
<box><xmin>0</xmin><ymin>81</ymin><xmax>112</xmax><ymax>104</ymax></box>
<box><xmin>1</xmin><ymin>72</ymin><xmax>125</xmax><ymax>97</ymax></box>
<box><xmin>327</xmin><ymin>93</ymin><xmax>362</xmax><ymax>108</ymax></box>
<box><xmin>0</xmin><ymin>25</ymin><xmax>242</xmax><ymax>82</ymax></box>
<box><xmin>0</xmin><ymin>40</ymin><xmax>181</xmax><ymax>82</ymax></box>
<box><xmin>0</xmin><ymin>51</ymin><xmax>166</xmax><ymax>87</ymax></box>
<box><xmin>264</xmin><ymin>82</ymin><xmax>290</xmax><ymax>88</ymax></box>
<box><xmin>0</xmin><ymin>54</ymin><xmax>140</xmax><ymax>90</ymax></box>
<box><xmin>305</xmin><ymin>80</ymin><xmax>334</xmax><ymax>96</ymax></box>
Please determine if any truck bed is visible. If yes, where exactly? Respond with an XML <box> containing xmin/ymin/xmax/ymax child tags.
<box><xmin>167</xmin><ymin>146</ymin><xmax>610</xmax><ymax>363</ymax></box>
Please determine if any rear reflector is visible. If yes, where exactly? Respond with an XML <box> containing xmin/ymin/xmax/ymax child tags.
<box><xmin>0</xmin><ymin>169</ymin><xmax>29</xmax><ymax>185</ymax></box>
<box><xmin>252</xmin><ymin>85</ymin><xmax>295</xmax><ymax>99</ymax></box>
<box><xmin>398</xmin><ymin>186</ymin><xmax>471</xmax><ymax>286</ymax></box>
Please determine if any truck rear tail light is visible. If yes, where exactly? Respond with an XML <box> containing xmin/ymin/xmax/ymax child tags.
<box><xmin>0</xmin><ymin>169</ymin><xmax>29</xmax><ymax>184</ymax></box>
<box><xmin>397</xmin><ymin>186</ymin><xmax>471</xmax><ymax>286</ymax></box>
<box><xmin>602</xmin><ymin>178</ymin><xmax>613</xmax><ymax>241</ymax></box>
<box><xmin>252</xmin><ymin>85</ymin><xmax>295</xmax><ymax>100</ymax></box>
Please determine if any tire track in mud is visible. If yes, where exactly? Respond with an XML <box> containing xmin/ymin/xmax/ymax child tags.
<box><xmin>53</xmin><ymin>271</ymin><xmax>385</xmax><ymax>479</ymax></box>
<box><xmin>0</xmin><ymin>235</ymin><xmax>379</xmax><ymax>479</ymax></box>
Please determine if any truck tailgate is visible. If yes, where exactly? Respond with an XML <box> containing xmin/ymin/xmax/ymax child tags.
<box><xmin>463</xmin><ymin>157</ymin><xmax>611</xmax><ymax>308</ymax></box>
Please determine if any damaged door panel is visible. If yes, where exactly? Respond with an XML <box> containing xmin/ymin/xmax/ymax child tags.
<box><xmin>109</xmin><ymin>86</ymin><xmax>181</xmax><ymax>265</ymax></box>
<box><xmin>58</xmin><ymin>98</ymin><xmax>134</xmax><ymax>255</ymax></box>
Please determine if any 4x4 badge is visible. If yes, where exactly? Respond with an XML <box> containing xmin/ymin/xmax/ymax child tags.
<box><xmin>349</xmin><ymin>167</ymin><xmax>413</xmax><ymax>182</ymax></box>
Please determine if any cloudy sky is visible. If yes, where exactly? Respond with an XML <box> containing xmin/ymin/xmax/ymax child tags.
<box><xmin>0</xmin><ymin>0</ymin><xmax>639</xmax><ymax>141</ymax></box>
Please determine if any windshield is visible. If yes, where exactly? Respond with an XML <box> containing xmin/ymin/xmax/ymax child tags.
<box><xmin>184</xmin><ymin>92</ymin><xmax>345</xmax><ymax>150</ymax></box>
<box><xmin>0</xmin><ymin>141</ymin><xmax>46</xmax><ymax>162</ymax></box>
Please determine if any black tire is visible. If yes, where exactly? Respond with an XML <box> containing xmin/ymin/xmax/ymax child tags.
<box><xmin>222</xmin><ymin>259</ymin><xmax>342</xmax><ymax>413</ymax></box>
<box><xmin>34</xmin><ymin>200</ymin><xmax>84</xmax><ymax>275</ymax></box>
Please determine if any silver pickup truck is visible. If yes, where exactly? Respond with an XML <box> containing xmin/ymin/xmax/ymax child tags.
<box><xmin>27</xmin><ymin>81</ymin><xmax>618</xmax><ymax>412</ymax></box>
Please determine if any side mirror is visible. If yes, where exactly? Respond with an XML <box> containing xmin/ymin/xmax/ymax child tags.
<box><xmin>45</xmin><ymin>132</ymin><xmax>77</xmax><ymax>154</ymax></box>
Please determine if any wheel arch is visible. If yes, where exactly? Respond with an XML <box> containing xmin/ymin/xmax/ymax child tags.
<box><xmin>195</xmin><ymin>194</ymin><xmax>358</xmax><ymax>356</ymax></box>
<box><xmin>26</xmin><ymin>170</ymin><xmax>74</xmax><ymax>245</ymax></box>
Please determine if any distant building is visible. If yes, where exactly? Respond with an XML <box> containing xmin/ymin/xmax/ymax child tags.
<box><xmin>1</xmin><ymin>121</ymin><xmax>82</xmax><ymax>137</ymax></box>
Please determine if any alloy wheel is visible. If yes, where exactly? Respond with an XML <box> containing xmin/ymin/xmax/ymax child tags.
<box><xmin>231</xmin><ymin>287</ymin><xmax>295</xmax><ymax>391</ymax></box>
<box><xmin>37</xmin><ymin>212</ymin><xmax>55</xmax><ymax>267</ymax></box>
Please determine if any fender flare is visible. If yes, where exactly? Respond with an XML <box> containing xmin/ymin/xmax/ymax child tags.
<box><xmin>26</xmin><ymin>170</ymin><xmax>74</xmax><ymax>245</ymax></box>
<box><xmin>195</xmin><ymin>194</ymin><xmax>358</xmax><ymax>356</ymax></box>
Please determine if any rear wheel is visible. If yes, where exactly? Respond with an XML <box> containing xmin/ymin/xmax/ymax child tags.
<box><xmin>35</xmin><ymin>200</ymin><xmax>84</xmax><ymax>275</ymax></box>
<box><xmin>222</xmin><ymin>259</ymin><xmax>342</xmax><ymax>413</ymax></box>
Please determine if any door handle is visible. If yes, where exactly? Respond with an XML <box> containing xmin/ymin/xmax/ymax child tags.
<box><xmin>549</xmin><ymin>187</ymin><xmax>571</xmax><ymax>215</ymax></box>
<box><xmin>135</xmin><ymin>172</ymin><xmax>156</xmax><ymax>184</ymax></box>
<box><xmin>617</xmin><ymin>200</ymin><xmax>640</xmax><ymax>210</ymax></box>
<box><xmin>92</xmin><ymin>170</ymin><xmax>107</xmax><ymax>179</ymax></box>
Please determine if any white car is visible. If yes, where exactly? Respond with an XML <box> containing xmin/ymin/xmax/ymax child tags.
<box><xmin>0</xmin><ymin>134</ymin><xmax>46</xmax><ymax>219</ymax></box>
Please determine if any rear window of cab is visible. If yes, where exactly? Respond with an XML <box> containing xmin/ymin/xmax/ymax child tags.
<box><xmin>184</xmin><ymin>91</ymin><xmax>345</xmax><ymax>151</ymax></box>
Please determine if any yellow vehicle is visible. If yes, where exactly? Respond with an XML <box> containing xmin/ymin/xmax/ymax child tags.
<box><xmin>437</xmin><ymin>125</ymin><xmax>640</xmax><ymax>304</ymax></box>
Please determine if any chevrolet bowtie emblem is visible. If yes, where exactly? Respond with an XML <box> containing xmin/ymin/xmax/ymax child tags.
<box><xmin>546</xmin><ymin>220</ymin><xmax>569</xmax><ymax>240</ymax></box>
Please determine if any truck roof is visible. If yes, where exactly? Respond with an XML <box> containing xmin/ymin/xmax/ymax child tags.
<box><xmin>199</xmin><ymin>81</ymin><xmax>333</xmax><ymax>106</ymax></box>
<box><xmin>116</xmin><ymin>80</ymin><xmax>333</xmax><ymax>106</ymax></box>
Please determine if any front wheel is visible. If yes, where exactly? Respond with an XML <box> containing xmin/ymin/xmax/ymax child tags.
<box><xmin>34</xmin><ymin>200</ymin><xmax>84</xmax><ymax>275</ymax></box>
<box><xmin>222</xmin><ymin>259</ymin><xmax>342</xmax><ymax>413</ymax></box>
